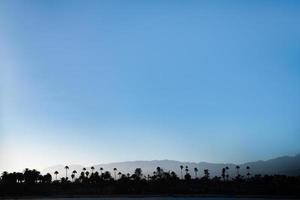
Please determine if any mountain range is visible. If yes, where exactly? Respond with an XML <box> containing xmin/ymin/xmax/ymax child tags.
<box><xmin>43</xmin><ymin>154</ymin><xmax>300</xmax><ymax>178</ymax></box>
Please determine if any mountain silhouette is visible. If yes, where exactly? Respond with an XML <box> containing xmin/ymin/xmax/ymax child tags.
<box><xmin>43</xmin><ymin>154</ymin><xmax>300</xmax><ymax>178</ymax></box>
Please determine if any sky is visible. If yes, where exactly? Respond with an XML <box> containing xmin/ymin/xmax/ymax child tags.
<box><xmin>1</xmin><ymin>0</ymin><xmax>300</xmax><ymax>172</ymax></box>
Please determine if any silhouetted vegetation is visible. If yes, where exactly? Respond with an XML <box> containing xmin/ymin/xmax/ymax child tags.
<box><xmin>1</xmin><ymin>166</ymin><xmax>300</xmax><ymax>197</ymax></box>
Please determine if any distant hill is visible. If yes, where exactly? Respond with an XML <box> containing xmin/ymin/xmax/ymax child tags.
<box><xmin>43</xmin><ymin>154</ymin><xmax>300</xmax><ymax>179</ymax></box>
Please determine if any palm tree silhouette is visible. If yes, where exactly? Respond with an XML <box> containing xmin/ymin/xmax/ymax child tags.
<box><xmin>64</xmin><ymin>166</ymin><xmax>69</xmax><ymax>179</ymax></box>
<box><xmin>236</xmin><ymin>165</ymin><xmax>240</xmax><ymax>177</ymax></box>
<box><xmin>246</xmin><ymin>166</ymin><xmax>250</xmax><ymax>179</ymax></box>
<box><xmin>99</xmin><ymin>167</ymin><xmax>103</xmax><ymax>178</ymax></box>
<box><xmin>134</xmin><ymin>168</ymin><xmax>142</xmax><ymax>179</ymax></box>
<box><xmin>194</xmin><ymin>167</ymin><xmax>198</xmax><ymax>178</ymax></box>
<box><xmin>118</xmin><ymin>172</ymin><xmax>122</xmax><ymax>179</ymax></box>
<box><xmin>72</xmin><ymin>170</ymin><xmax>77</xmax><ymax>180</ymax></box>
<box><xmin>225</xmin><ymin>166</ymin><xmax>229</xmax><ymax>181</ymax></box>
<box><xmin>82</xmin><ymin>168</ymin><xmax>86</xmax><ymax>177</ymax></box>
<box><xmin>85</xmin><ymin>171</ymin><xmax>89</xmax><ymax>177</ymax></box>
<box><xmin>185</xmin><ymin>166</ymin><xmax>189</xmax><ymax>175</ymax></box>
<box><xmin>222</xmin><ymin>168</ymin><xmax>226</xmax><ymax>181</ymax></box>
<box><xmin>113</xmin><ymin>168</ymin><xmax>117</xmax><ymax>180</ymax></box>
<box><xmin>54</xmin><ymin>171</ymin><xmax>59</xmax><ymax>181</ymax></box>
<box><xmin>156</xmin><ymin>167</ymin><xmax>162</xmax><ymax>177</ymax></box>
<box><xmin>71</xmin><ymin>174</ymin><xmax>75</xmax><ymax>181</ymax></box>
<box><xmin>180</xmin><ymin>165</ymin><xmax>184</xmax><ymax>179</ymax></box>
<box><xmin>91</xmin><ymin>166</ymin><xmax>95</xmax><ymax>174</ymax></box>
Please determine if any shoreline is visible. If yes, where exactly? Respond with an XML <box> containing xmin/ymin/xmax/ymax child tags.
<box><xmin>1</xmin><ymin>194</ymin><xmax>300</xmax><ymax>199</ymax></box>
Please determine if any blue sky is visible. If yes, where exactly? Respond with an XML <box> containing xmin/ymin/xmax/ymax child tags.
<box><xmin>1</xmin><ymin>0</ymin><xmax>300</xmax><ymax>171</ymax></box>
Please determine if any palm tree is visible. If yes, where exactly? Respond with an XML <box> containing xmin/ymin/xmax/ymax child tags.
<box><xmin>180</xmin><ymin>165</ymin><xmax>184</xmax><ymax>179</ymax></box>
<box><xmin>152</xmin><ymin>171</ymin><xmax>156</xmax><ymax>180</ymax></box>
<box><xmin>246</xmin><ymin>166</ymin><xmax>250</xmax><ymax>179</ymax></box>
<box><xmin>118</xmin><ymin>172</ymin><xmax>122</xmax><ymax>179</ymax></box>
<box><xmin>54</xmin><ymin>171</ymin><xmax>59</xmax><ymax>181</ymax></box>
<box><xmin>91</xmin><ymin>166</ymin><xmax>95</xmax><ymax>174</ymax></box>
<box><xmin>236</xmin><ymin>165</ymin><xmax>240</xmax><ymax>177</ymax></box>
<box><xmin>222</xmin><ymin>168</ymin><xmax>226</xmax><ymax>181</ymax></box>
<box><xmin>72</xmin><ymin>170</ymin><xmax>77</xmax><ymax>180</ymax></box>
<box><xmin>156</xmin><ymin>167</ymin><xmax>162</xmax><ymax>177</ymax></box>
<box><xmin>113</xmin><ymin>168</ymin><xmax>117</xmax><ymax>180</ymax></box>
<box><xmin>134</xmin><ymin>168</ymin><xmax>142</xmax><ymax>179</ymax></box>
<box><xmin>82</xmin><ymin>168</ymin><xmax>86</xmax><ymax>177</ymax></box>
<box><xmin>100</xmin><ymin>167</ymin><xmax>103</xmax><ymax>175</ymax></box>
<box><xmin>185</xmin><ymin>166</ymin><xmax>189</xmax><ymax>175</ymax></box>
<box><xmin>71</xmin><ymin>174</ymin><xmax>75</xmax><ymax>181</ymax></box>
<box><xmin>194</xmin><ymin>167</ymin><xmax>198</xmax><ymax>178</ymax></box>
<box><xmin>2</xmin><ymin>171</ymin><xmax>8</xmax><ymax>176</ymax></box>
<box><xmin>225</xmin><ymin>166</ymin><xmax>229</xmax><ymax>181</ymax></box>
<box><xmin>64</xmin><ymin>166</ymin><xmax>69</xmax><ymax>179</ymax></box>
<box><xmin>85</xmin><ymin>171</ymin><xmax>89</xmax><ymax>177</ymax></box>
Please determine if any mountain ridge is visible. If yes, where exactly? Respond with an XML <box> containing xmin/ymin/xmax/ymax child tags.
<box><xmin>43</xmin><ymin>154</ymin><xmax>300</xmax><ymax>178</ymax></box>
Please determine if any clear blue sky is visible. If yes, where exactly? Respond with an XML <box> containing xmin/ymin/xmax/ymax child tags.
<box><xmin>1</xmin><ymin>0</ymin><xmax>300</xmax><ymax>171</ymax></box>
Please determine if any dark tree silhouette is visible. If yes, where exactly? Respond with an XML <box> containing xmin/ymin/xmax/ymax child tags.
<box><xmin>0</xmin><ymin>167</ymin><xmax>300</xmax><ymax>199</ymax></box>
<box><xmin>185</xmin><ymin>166</ymin><xmax>189</xmax><ymax>175</ymax></box>
<box><xmin>204</xmin><ymin>169</ymin><xmax>209</xmax><ymax>179</ymax></box>
<box><xmin>184</xmin><ymin>173</ymin><xmax>191</xmax><ymax>180</ymax></box>
<box><xmin>236</xmin><ymin>165</ymin><xmax>240</xmax><ymax>178</ymax></box>
<box><xmin>103</xmin><ymin>171</ymin><xmax>112</xmax><ymax>180</ymax></box>
<box><xmin>43</xmin><ymin>173</ymin><xmax>52</xmax><ymax>183</ymax></box>
<box><xmin>194</xmin><ymin>167</ymin><xmax>198</xmax><ymax>178</ymax></box>
<box><xmin>222</xmin><ymin>168</ymin><xmax>226</xmax><ymax>181</ymax></box>
<box><xmin>100</xmin><ymin>167</ymin><xmax>103</xmax><ymax>176</ymax></box>
<box><xmin>156</xmin><ymin>167</ymin><xmax>162</xmax><ymax>178</ymax></box>
<box><xmin>71</xmin><ymin>173</ymin><xmax>75</xmax><ymax>181</ymax></box>
<box><xmin>113</xmin><ymin>168</ymin><xmax>117</xmax><ymax>180</ymax></box>
<box><xmin>64</xmin><ymin>166</ymin><xmax>69</xmax><ymax>179</ymax></box>
<box><xmin>134</xmin><ymin>168</ymin><xmax>142</xmax><ymax>180</ymax></box>
<box><xmin>117</xmin><ymin>172</ymin><xmax>122</xmax><ymax>179</ymax></box>
<box><xmin>16</xmin><ymin>172</ymin><xmax>24</xmax><ymax>183</ymax></box>
<box><xmin>54</xmin><ymin>171</ymin><xmax>59</xmax><ymax>181</ymax></box>
<box><xmin>180</xmin><ymin>165</ymin><xmax>184</xmax><ymax>179</ymax></box>
<box><xmin>246</xmin><ymin>166</ymin><xmax>251</xmax><ymax>179</ymax></box>
<box><xmin>225</xmin><ymin>166</ymin><xmax>229</xmax><ymax>181</ymax></box>
<box><xmin>23</xmin><ymin>168</ymin><xmax>40</xmax><ymax>184</ymax></box>
<box><xmin>1</xmin><ymin>166</ymin><xmax>300</xmax><ymax>197</ymax></box>
<box><xmin>71</xmin><ymin>169</ymin><xmax>77</xmax><ymax>182</ymax></box>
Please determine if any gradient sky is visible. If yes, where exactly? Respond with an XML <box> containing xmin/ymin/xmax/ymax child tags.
<box><xmin>1</xmin><ymin>0</ymin><xmax>300</xmax><ymax>172</ymax></box>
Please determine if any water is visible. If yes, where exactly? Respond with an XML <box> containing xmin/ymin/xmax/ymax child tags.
<box><xmin>14</xmin><ymin>198</ymin><xmax>293</xmax><ymax>200</ymax></box>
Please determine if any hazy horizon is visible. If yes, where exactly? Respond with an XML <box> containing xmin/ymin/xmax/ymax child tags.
<box><xmin>2</xmin><ymin>153</ymin><xmax>300</xmax><ymax>173</ymax></box>
<box><xmin>1</xmin><ymin>0</ymin><xmax>300</xmax><ymax>172</ymax></box>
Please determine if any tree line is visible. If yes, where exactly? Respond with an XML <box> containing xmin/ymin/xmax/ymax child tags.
<box><xmin>1</xmin><ymin>165</ymin><xmax>250</xmax><ymax>184</ymax></box>
<box><xmin>1</xmin><ymin>165</ymin><xmax>300</xmax><ymax>197</ymax></box>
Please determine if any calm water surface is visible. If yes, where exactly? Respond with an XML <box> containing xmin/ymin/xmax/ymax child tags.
<box><xmin>14</xmin><ymin>198</ymin><xmax>293</xmax><ymax>200</ymax></box>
